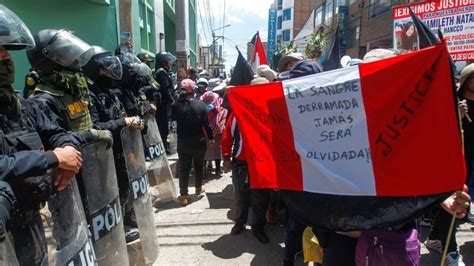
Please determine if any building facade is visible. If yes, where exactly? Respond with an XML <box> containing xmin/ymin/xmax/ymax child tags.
<box><xmin>3</xmin><ymin>0</ymin><xmax>199</xmax><ymax>90</ymax></box>
<box><xmin>269</xmin><ymin>0</ymin><xmax>426</xmax><ymax>61</ymax></box>
<box><xmin>273</xmin><ymin>0</ymin><xmax>317</xmax><ymax>44</ymax></box>
<box><xmin>4</xmin><ymin>0</ymin><xmax>121</xmax><ymax>89</ymax></box>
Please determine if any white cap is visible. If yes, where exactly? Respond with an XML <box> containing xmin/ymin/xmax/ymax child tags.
<box><xmin>197</xmin><ymin>77</ymin><xmax>209</xmax><ymax>86</ymax></box>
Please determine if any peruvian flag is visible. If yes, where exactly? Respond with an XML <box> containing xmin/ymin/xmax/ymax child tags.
<box><xmin>228</xmin><ymin>43</ymin><xmax>465</xmax><ymax>230</ymax></box>
<box><xmin>250</xmin><ymin>32</ymin><xmax>269</xmax><ymax>71</ymax></box>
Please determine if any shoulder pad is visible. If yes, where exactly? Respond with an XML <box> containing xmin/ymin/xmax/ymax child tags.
<box><xmin>34</xmin><ymin>84</ymin><xmax>64</xmax><ymax>97</ymax></box>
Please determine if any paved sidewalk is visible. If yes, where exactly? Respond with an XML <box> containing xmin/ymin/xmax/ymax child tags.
<box><xmin>153</xmin><ymin>171</ymin><xmax>474</xmax><ymax>266</ymax></box>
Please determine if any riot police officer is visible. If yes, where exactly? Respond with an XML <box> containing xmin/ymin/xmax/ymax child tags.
<box><xmin>115</xmin><ymin>52</ymin><xmax>155</xmax><ymax>119</ymax></box>
<box><xmin>111</xmin><ymin>51</ymin><xmax>160</xmax><ymax>263</ymax></box>
<box><xmin>0</xmin><ymin>5</ymin><xmax>84</xmax><ymax>265</ymax></box>
<box><xmin>154</xmin><ymin>52</ymin><xmax>176</xmax><ymax>155</ymax></box>
<box><xmin>84</xmin><ymin>46</ymin><xmax>144</xmax><ymax>243</ymax></box>
<box><xmin>27</xmin><ymin>29</ymin><xmax>112</xmax><ymax>144</ymax></box>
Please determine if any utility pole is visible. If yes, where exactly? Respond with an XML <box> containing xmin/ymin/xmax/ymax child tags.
<box><xmin>212</xmin><ymin>31</ymin><xmax>217</xmax><ymax>77</ymax></box>
<box><xmin>211</xmin><ymin>24</ymin><xmax>231</xmax><ymax>78</ymax></box>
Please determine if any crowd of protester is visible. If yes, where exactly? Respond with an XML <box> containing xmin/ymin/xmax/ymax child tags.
<box><xmin>172</xmin><ymin>50</ymin><xmax>473</xmax><ymax>266</ymax></box>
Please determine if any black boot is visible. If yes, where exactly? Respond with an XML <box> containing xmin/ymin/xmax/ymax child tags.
<box><xmin>125</xmin><ymin>231</ymin><xmax>140</xmax><ymax>243</ymax></box>
<box><xmin>124</xmin><ymin>208</ymin><xmax>138</xmax><ymax>228</ymax></box>
<box><xmin>164</xmin><ymin>141</ymin><xmax>172</xmax><ymax>155</ymax></box>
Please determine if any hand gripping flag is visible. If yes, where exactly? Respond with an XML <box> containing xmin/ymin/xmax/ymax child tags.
<box><xmin>227</xmin><ymin>43</ymin><xmax>465</xmax><ymax>231</ymax></box>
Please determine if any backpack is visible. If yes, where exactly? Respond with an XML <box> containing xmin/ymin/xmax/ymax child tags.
<box><xmin>355</xmin><ymin>228</ymin><xmax>420</xmax><ymax>266</ymax></box>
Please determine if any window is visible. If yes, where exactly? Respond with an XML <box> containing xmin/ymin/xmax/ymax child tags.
<box><xmin>369</xmin><ymin>0</ymin><xmax>390</xmax><ymax>18</ymax></box>
<box><xmin>139</xmin><ymin>0</ymin><xmax>156</xmax><ymax>53</ymax></box>
<box><xmin>278</xmin><ymin>0</ymin><xmax>283</xmax><ymax>10</ymax></box>
<box><xmin>314</xmin><ymin>5</ymin><xmax>323</xmax><ymax>26</ymax></box>
<box><xmin>336</xmin><ymin>0</ymin><xmax>346</xmax><ymax>13</ymax></box>
<box><xmin>282</xmin><ymin>29</ymin><xmax>291</xmax><ymax>42</ymax></box>
<box><xmin>277</xmin><ymin>16</ymin><xmax>283</xmax><ymax>30</ymax></box>
<box><xmin>166</xmin><ymin>0</ymin><xmax>175</xmax><ymax>10</ymax></box>
<box><xmin>325</xmin><ymin>0</ymin><xmax>334</xmax><ymax>21</ymax></box>
<box><xmin>347</xmin><ymin>21</ymin><xmax>360</xmax><ymax>48</ymax></box>
<box><xmin>367</xmin><ymin>38</ymin><xmax>392</xmax><ymax>51</ymax></box>
<box><xmin>283</xmin><ymin>8</ymin><xmax>291</xmax><ymax>21</ymax></box>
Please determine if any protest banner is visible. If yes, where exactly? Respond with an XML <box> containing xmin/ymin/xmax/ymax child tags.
<box><xmin>393</xmin><ymin>0</ymin><xmax>474</xmax><ymax>60</ymax></box>
<box><xmin>228</xmin><ymin>43</ymin><xmax>465</xmax><ymax>230</ymax></box>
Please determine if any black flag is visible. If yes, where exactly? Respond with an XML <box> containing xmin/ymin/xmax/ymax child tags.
<box><xmin>229</xmin><ymin>48</ymin><xmax>254</xmax><ymax>86</ymax></box>
<box><xmin>409</xmin><ymin>8</ymin><xmax>439</xmax><ymax>48</ymax></box>
<box><xmin>223</xmin><ymin>48</ymin><xmax>254</xmax><ymax>112</ymax></box>
<box><xmin>321</xmin><ymin>26</ymin><xmax>341</xmax><ymax>71</ymax></box>
<box><xmin>250</xmin><ymin>32</ymin><xmax>258</xmax><ymax>45</ymax></box>
<box><xmin>409</xmin><ymin>9</ymin><xmax>464</xmax><ymax>133</ymax></box>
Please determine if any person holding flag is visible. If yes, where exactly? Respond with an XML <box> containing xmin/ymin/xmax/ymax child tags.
<box><xmin>221</xmin><ymin>79</ymin><xmax>270</xmax><ymax>244</ymax></box>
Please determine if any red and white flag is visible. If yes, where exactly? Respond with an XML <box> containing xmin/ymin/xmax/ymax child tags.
<box><xmin>250</xmin><ymin>32</ymin><xmax>269</xmax><ymax>71</ymax></box>
<box><xmin>228</xmin><ymin>43</ymin><xmax>465</xmax><ymax>197</ymax></box>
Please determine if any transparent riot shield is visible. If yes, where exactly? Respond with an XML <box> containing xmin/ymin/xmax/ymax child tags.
<box><xmin>121</xmin><ymin>127</ymin><xmax>159</xmax><ymax>264</ymax></box>
<box><xmin>47</xmin><ymin>179</ymin><xmax>97</xmax><ymax>266</ymax></box>
<box><xmin>0</xmin><ymin>233</ymin><xmax>19</xmax><ymax>266</ymax></box>
<box><xmin>143</xmin><ymin>115</ymin><xmax>177</xmax><ymax>202</ymax></box>
<box><xmin>80</xmin><ymin>142</ymin><xmax>129</xmax><ymax>266</ymax></box>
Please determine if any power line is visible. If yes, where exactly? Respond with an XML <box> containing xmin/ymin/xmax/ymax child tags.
<box><xmin>223</xmin><ymin>37</ymin><xmax>246</xmax><ymax>51</ymax></box>
<box><xmin>222</xmin><ymin>0</ymin><xmax>226</xmax><ymax>60</ymax></box>
<box><xmin>197</xmin><ymin>0</ymin><xmax>210</xmax><ymax>44</ymax></box>
<box><xmin>203</xmin><ymin>0</ymin><xmax>214</xmax><ymax>42</ymax></box>
<box><xmin>205</xmin><ymin>0</ymin><xmax>214</xmax><ymax>31</ymax></box>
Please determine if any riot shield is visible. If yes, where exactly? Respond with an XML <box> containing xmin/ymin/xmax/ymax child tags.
<box><xmin>142</xmin><ymin>115</ymin><xmax>177</xmax><ymax>203</ymax></box>
<box><xmin>121</xmin><ymin>127</ymin><xmax>159</xmax><ymax>264</ymax></box>
<box><xmin>168</xmin><ymin>120</ymin><xmax>177</xmax><ymax>154</ymax></box>
<box><xmin>47</xmin><ymin>179</ymin><xmax>97</xmax><ymax>266</ymax></box>
<box><xmin>0</xmin><ymin>233</ymin><xmax>19</xmax><ymax>266</ymax></box>
<box><xmin>80</xmin><ymin>141</ymin><xmax>129</xmax><ymax>266</ymax></box>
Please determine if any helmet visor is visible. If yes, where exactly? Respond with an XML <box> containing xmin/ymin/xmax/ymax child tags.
<box><xmin>121</xmin><ymin>52</ymin><xmax>151</xmax><ymax>77</ymax></box>
<box><xmin>165</xmin><ymin>53</ymin><xmax>176</xmax><ymax>63</ymax></box>
<box><xmin>121</xmin><ymin>52</ymin><xmax>142</xmax><ymax>65</ymax></box>
<box><xmin>42</xmin><ymin>30</ymin><xmax>94</xmax><ymax>67</ymax></box>
<box><xmin>98</xmin><ymin>55</ymin><xmax>122</xmax><ymax>80</ymax></box>
<box><xmin>130</xmin><ymin>62</ymin><xmax>152</xmax><ymax>77</ymax></box>
<box><xmin>0</xmin><ymin>5</ymin><xmax>35</xmax><ymax>50</ymax></box>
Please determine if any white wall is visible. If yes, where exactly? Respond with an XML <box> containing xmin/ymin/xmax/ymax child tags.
<box><xmin>276</xmin><ymin>0</ymin><xmax>294</xmax><ymax>43</ymax></box>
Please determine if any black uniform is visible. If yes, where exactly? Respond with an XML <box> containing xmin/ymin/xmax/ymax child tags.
<box><xmin>1</xmin><ymin>98</ymin><xmax>81</xmax><ymax>180</ymax></box>
<box><xmin>154</xmin><ymin>67</ymin><xmax>175</xmax><ymax>148</ymax></box>
<box><xmin>113</xmin><ymin>66</ymin><xmax>153</xmax><ymax>120</ymax></box>
<box><xmin>87</xmin><ymin>79</ymin><xmax>130</xmax><ymax>204</ymax></box>
<box><xmin>1</xmin><ymin>97</ymin><xmax>82</xmax><ymax>265</ymax></box>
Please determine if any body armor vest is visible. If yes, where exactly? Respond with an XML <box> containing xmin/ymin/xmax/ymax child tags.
<box><xmin>35</xmin><ymin>84</ymin><xmax>93</xmax><ymax>131</ymax></box>
<box><xmin>0</xmin><ymin>102</ymin><xmax>53</xmax><ymax>214</ymax></box>
<box><xmin>96</xmin><ymin>90</ymin><xmax>126</xmax><ymax>121</ymax></box>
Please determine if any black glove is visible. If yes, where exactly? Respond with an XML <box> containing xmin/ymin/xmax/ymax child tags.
<box><xmin>89</xmin><ymin>129</ymin><xmax>113</xmax><ymax>149</ymax></box>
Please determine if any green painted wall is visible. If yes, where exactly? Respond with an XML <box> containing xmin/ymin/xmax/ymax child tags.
<box><xmin>188</xmin><ymin>0</ymin><xmax>197</xmax><ymax>67</ymax></box>
<box><xmin>163</xmin><ymin>3</ymin><xmax>176</xmax><ymax>56</ymax></box>
<box><xmin>1</xmin><ymin>0</ymin><xmax>120</xmax><ymax>91</ymax></box>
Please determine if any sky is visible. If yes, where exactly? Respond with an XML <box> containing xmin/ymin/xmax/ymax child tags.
<box><xmin>196</xmin><ymin>0</ymin><xmax>274</xmax><ymax>71</ymax></box>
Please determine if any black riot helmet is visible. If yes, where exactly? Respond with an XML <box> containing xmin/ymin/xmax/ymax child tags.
<box><xmin>120</xmin><ymin>52</ymin><xmax>151</xmax><ymax>78</ymax></box>
<box><xmin>155</xmin><ymin>51</ymin><xmax>176</xmax><ymax>69</ymax></box>
<box><xmin>114</xmin><ymin>52</ymin><xmax>151</xmax><ymax>89</ymax></box>
<box><xmin>0</xmin><ymin>5</ymin><xmax>35</xmax><ymax>50</ymax></box>
<box><xmin>27</xmin><ymin>29</ymin><xmax>94</xmax><ymax>75</ymax></box>
<box><xmin>83</xmin><ymin>45</ymin><xmax>122</xmax><ymax>82</ymax></box>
